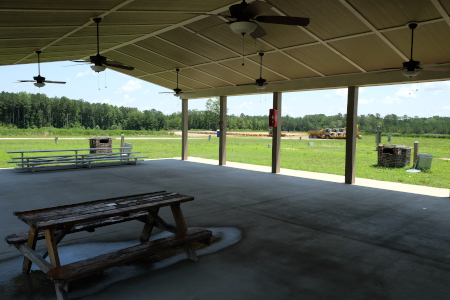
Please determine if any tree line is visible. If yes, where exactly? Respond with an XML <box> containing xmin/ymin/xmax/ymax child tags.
<box><xmin>1</xmin><ymin>91</ymin><xmax>449</xmax><ymax>134</ymax></box>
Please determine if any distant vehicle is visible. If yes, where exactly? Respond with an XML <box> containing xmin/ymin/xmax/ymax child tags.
<box><xmin>308</xmin><ymin>126</ymin><xmax>362</xmax><ymax>139</ymax></box>
<box><xmin>336</xmin><ymin>128</ymin><xmax>346</xmax><ymax>139</ymax></box>
<box><xmin>308</xmin><ymin>128</ymin><xmax>336</xmax><ymax>139</ymax></box>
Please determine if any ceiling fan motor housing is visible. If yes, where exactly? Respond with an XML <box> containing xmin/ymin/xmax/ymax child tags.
<box><xmin>403</xmin><ymin>60</ymin><xmax>420</xmax><ymax>71</ymax></box>
<box><xmin>33</xmin><ymin>75</ymin><xmax>45</xmax><ymax>83</ymax></box>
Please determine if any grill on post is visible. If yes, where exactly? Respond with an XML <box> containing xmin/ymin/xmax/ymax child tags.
<box><xmin>377</xmin><ymin>144</ymin><xmax>412</xmax><ymax>167</ymax></box>
<box><xmin>88</xmin><ymin>136</ymin><xmax>112</xmax><ymax>154</ymax></box>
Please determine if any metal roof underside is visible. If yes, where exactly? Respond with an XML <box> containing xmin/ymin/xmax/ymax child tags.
<box><xmin>2</xmin><ymin>0</ymin><xmax>450</xmax><ymax>99</ymax></box>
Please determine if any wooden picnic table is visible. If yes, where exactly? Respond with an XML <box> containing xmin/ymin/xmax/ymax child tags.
<box><xmin>5</xmin><ymin>191</ymin><xmax>212</xmax><ymax>300</ymax></box>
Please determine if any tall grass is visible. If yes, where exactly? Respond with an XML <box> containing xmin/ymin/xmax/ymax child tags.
<box><xmin>1</xmin><ymin>133</ymin><xmax>449</xmax><ymax>189</ymax></box>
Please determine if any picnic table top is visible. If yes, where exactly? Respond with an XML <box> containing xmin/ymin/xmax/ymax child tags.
<box><xmin>14</xmin><ymin>191</ymin><xmax>194</xmax><ymax>230</ymax></box>
<box><xmin>8</xmin><ymin>147</ymin><xmax>131</xmax><ymax>154</ymax></box>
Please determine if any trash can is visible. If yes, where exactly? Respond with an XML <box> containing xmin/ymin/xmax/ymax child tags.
<box><xmin>124</xmin><ymin>142</ymin><xmax>133</xmax><ymax>153</ymax></box>
<box><xmin>217</xmin><ymin>130</ymin><xmax>220</xmax><ymax>137</ymax></box>
<box><xmin>416</xmin><ymin>153</ymin><xmax>433</xmax><ymax>170</ymax></box>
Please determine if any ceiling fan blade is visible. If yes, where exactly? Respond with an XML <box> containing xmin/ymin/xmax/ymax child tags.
<box><xmin>250</xmin><ymin>23</ymin><xmax>267</xmax><ymax>39</ymax></box>
<box><xmin>45</xmin><ymin>80</ymin><xmax>66</xmax><ymax>84</ymax></box>
<box><xmin>255</xmin><ymin>16</ymin><xmax>310</xmax><ymax>26</ymax></box>
<box><xmin>422</xmin><ymin>67</ymin><xmax>450</xmax><ymax>72</ymax></box>
<box><xmin>71</xmin><ymin>60</ymin><xmax>90</xmax><ymax>63</ymax></box>
<box><xmin>243</xmin><ymin>1</ymin><xmax>273</xmax><ymax>17</ymax></box>
<box><xmin>103</xmin><ymin>61</ymin><xmax>134</xmax><ymax>70</ymax></box>
<box><xmin>17</xmin><ymin>80</ymin><xmax>35</xmax><ymax>82</ymax></box>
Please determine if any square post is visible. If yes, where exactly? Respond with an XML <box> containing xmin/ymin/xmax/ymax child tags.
<box><xmin>181</xmin><ymin>99</ymin><xmax>188</xmax><ymax>160</ymax></box>
<box><xmin>272</xmin><ymin>92</ymin><xmax>282</xmax><ymax>173</ymax></box>
<box><xmin>219</xmin><ymin>96</ymin><xmax>227</xmax><ymax>165</ymax></box>
<box><xmin>345</xmin><ymin>86</ymin><xmax>359</xmax><ymax>184</ymax></box>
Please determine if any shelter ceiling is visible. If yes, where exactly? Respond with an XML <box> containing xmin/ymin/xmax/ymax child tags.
<box><xmin>1</xmin><ymin>0</ymin><xmax>450</xmax><ymax>98</ymax></box>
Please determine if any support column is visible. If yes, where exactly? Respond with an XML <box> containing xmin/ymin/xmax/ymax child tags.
<box><xmin>272</xmin><ymin>92</ymin><xmax>282</xmax><ymax>173</ymax></box>
<box><xmin>181</xmin><ymin>99</ymin><xmax>188</xmax><ymax>161</ymax></box>
<box><xmin>345</xmin><ymin>86</ymin><xmax>359</xmax><ymax>184</ymax></box>
<box><xmin>219</xmin><ymin>96</ymin><xmax>227</xmax><ymax>165</ymax></box>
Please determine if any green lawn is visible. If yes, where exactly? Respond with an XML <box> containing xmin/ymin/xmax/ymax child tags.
<box><xmin>1</xmin><ymin>135</ymin><xmax>449</xmax><ymax>189</ymax></box>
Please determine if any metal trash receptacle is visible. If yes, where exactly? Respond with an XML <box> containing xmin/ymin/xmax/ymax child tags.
<box><xmin>416</xmin><ymin>153</ymin><xmax>433</xmax><ymax>170</ymax></box>
<box><xmin>124</xmin><ymin>142</ymin><xmax>133</xmax><ymax>153</ymax></box>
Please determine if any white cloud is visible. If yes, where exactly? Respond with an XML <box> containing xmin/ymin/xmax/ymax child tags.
<box><xmin>359</xmin><ymin>98</ymin><xmax>375</xmax><ymax>105</ymax></box>
<box><xmin>443</xmin><ymin>105</ymin><xmax>450</xmax><ymax>111</ymax></box>
<box><xmin>335</xmin><ymin>88</ymin><xmax>347</xmax><ymax>97</ymax></box>
<box><xmin>239</xmin><ymin>101</ymin><xmax>253</xmax><ymax>113</ymax></box>
<box><xmin>395</xmin><ymin>85</ymin><xmax>417</xmax><ymax>98</ymax></box>
<box><xmin>122</xmin><ymin>80</ymin><xmax>142</xmax><ymax>92</ymax></box>
<box><xmin>382</xmin><ymin>96</ymin><xmax>402</xmax><ymax>105</ymax></box>
<box><xmin>103</xmin><ymin>99</ymin><xmax>110</xmax><ymax>104</ymax></box>
<box><xmin>75</xmin><ymin>69</ymin><xmax>93</xmax><ymax>78</ymax></box>
<box><xmin>422</xmin><ymin>81</ymin><xmax>450</xmax><ymax>91</ymax></box>
<box><xmin>123</xmin><ymin>94</ymin><xmax>136</xmax><ymax>104</ymax></box>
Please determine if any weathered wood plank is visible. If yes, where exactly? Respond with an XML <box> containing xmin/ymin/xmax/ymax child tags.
<box><xmin>14</xmin><ymin>191</ymin><xmax>168</xmax><ymax>218</ymax></box>
<box><xmin>170</xmin><ymin>203</ymin><xmax>198</xmax><ymax>262</ymax></box>
<box><xmin>22</xmin><ymin>227</ymin><xmax>38</xmax><ymax>273</ymax></box>
<box><xmin>46</xmin><ymin>229</ymin><xmax>212</xmax><ymax>282</ymax></box>
<box><xmin>14</xmin><ymin>244</ymin><xmax>54</xmax><ymax>273</ymax></box>
<box><xmin>140</xmin><ymin>208</ymin><xmax>159</xmax><ymax>243</ymax></box>
<box><xmin>54</xmin><ymin>282</ymin><xmax>69</xmax><ymax>300</ymax></box>
<box><xmin>42</xmin><ymin>226</ymin><xmax>72</xmax><ymax>259</ymax></box>
<box><xmin>44</xmin><ymin>229</ymin><xmax>60</xmax><ymax>267</ymax></box>
<box><xmin>6</xmin><ymin>211</ymin><xmax>150</xmax><ymax>245</ymax></box>
<box><xmin>34</xmin><ymin>195</ymin><xmax>194</xmax><ymax>230</ymax></box>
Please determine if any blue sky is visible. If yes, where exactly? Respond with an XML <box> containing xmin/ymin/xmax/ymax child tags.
<box><xmin>2</xmin><ymin>61</ymin><xmax>450</xmax><ymax>118</ymax></box>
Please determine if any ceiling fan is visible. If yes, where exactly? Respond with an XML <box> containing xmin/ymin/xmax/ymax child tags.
<box><xmin>159</xmin><ymin>68</ymin><xmax>185</xmax><ymax>97</ymax></box>
<box><xmin>194</xmin><ymin>0</ymin><xmax>310</xmax><ymax>39</ymax></box>
<box><xmin>238</xmin><ymin>52</ymin><xmax>271</xmax><ymax>90</ymax></box>
<box><xmin>383</xmin><ymin>22</ymin><xmax>449</xmax><ymax>77</ymax></box>
<box><xmin>17</xmin><ymin>51</ymin><xmax>66</xmax><ymax>87</ymax></box>
<box><xmin>72</xmin><ymin>18</ymin><xmax>134</xmax><ymax>72</ymax></box>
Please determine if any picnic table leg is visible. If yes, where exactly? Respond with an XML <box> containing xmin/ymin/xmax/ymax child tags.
<box><xmin>140</xmin><ymin>207</ymin><xmax>160</xmax><ymax>243</ymax></box>
<box><xmin>170</xmin><ymin>203</ymin><xmax>199</xmax><ymax>262</ymax></box>
<box><xmin>54</xmin><ymin>282</ymin><xmax>69</xmax><ymax>300</ymax></box>
<box><xmin>22</xmin><ymin>227</ymin><xmax>39</xmax><ymax>273</ymax></box>
<box><xmin>44</xmin><ymin>229</ymin><xmax>61</xmax><ymax>267</ymax></box>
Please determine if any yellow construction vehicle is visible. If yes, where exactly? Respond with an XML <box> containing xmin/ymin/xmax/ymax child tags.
<box><xmin>336</xmin><ymin>128</ymin><xmax>346</xmax><ymax>139</ymax></box>
<box><xmin>309</xmin><ymin>126</ymin><xmax>361</xmax><ymax>139</ymax></box>
<box><xmin>308</xmin><ymin>128</ymin><xmax>336</xmax><ymax>139</ymax></box>
<box><xmin>343</xmin><ymin>125</ymin><xmax>362</xmax><ymax>139</ymax></box>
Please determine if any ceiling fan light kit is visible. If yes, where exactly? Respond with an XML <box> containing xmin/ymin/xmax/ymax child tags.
<box><xmin>91</xmin><ymin>65</ymin><xmax>107</xmax><ymax>73</ymax></box>
<box><xmin>403</xmin><ymin>70</ymin><xmax>419</xmax><ymax>77</ymax></box>
<box><xmin>230</xmin><ymin>21</ymin><xmax>257</xmax><ymax>34</ymax></box>
<box><xmin>34</xmin><ymin>82</ymin><xmax>45</xmax><ymax>88</ymax></box>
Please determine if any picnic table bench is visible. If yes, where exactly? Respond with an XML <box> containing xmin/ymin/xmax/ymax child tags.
<box><xmin>5</xmin><ymin>191</ymin><xmax>212</xmax><ymax>300</ymax></box>
<box><xmin>7</xmin><ymin>147</ymin><xmax>147</xmax><ymax>172</ymax></box>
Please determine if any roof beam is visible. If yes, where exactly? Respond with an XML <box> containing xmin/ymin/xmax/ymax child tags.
<box><xmin>180</xmin><ymin>67</ymin><xmax>450</xmax><ymax>99</ymax></box>
<box><xmin>13</xmin><ymin>0</ymin><xmax>136</xmax><ymax>65</ymax></box>
<box><xmin>431</xmin><ymin>0</ymin><xmax>450</xmax><ymax>28</ymax></box>
<box><xmin>116</xmin><ymin>46</ymin><xmax>235</xmax><ymax>86</ymax></box>
<box><xmin>256</xmin><ymin>38</ymin><xmax>325</xmax><ymax>77</ymax></box>
<box><xmin>338</xmin><ymin>0</ymin><xmax>409</xmax><ymax>61</ymax></box>
<box><xmin>268</xmin><ymin>4</ymin><xmax>367</xmax><ymax>73</ymax></box>
<box><xmin>82</xmin><ymin>1</ymin><xmax>244</xmax><ymax>58</ymax></box>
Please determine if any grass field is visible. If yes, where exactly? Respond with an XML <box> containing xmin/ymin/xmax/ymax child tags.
<box><xmin>1</xmin><ymin>134</ymin><xmax>449</xmax><ymax>189</ymax></box>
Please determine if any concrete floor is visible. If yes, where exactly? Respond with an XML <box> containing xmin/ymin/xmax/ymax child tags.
<box><xmin>1</xmin><ymin>158</ymin><xmax>450</xmax><ymax>299</ymax></box>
